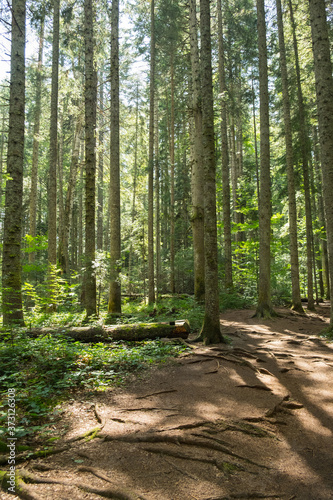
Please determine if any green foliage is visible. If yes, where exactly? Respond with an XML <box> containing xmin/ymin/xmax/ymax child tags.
<box><xmin>0</xmin><ymin>330</ymin><xmax>189</xmax><ymax>439</ymax></box>
<box><xmin>220</xmin><ymin>291</ymin><xmax>255</xmax><ymax>311</ymax></box>
<box><xmin>122</xmin><ymin>295</ymin><xmax>204</xmax><ymax>331</ymax></box>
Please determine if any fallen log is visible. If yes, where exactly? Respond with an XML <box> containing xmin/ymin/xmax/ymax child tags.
<box><xmin>28</xmin><ymin>320</ymin><xmax>190</xmax><ymax>342</ymax></box>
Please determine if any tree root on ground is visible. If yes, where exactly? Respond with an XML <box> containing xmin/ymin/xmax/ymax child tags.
<box><xmin>164</xmin><ymin>418</ymin><xmax>276</xmax><ymax>439</ymax></box>
<box><xmin>0</xmin><ymin>446</ymin><xmax>68</xmax><ymax>466</ymax></box>
<box><xmin>142</xmin><ymin>445</ymin><xmax>250</xmax><ymax>474</ymax></box>
<box><xmin>0</xmin><ymin>469</ymin><xmax>146</xmax><ymax>500</ymax></box>
<box><xmin>101</xmin><ymin>432</ymin><xmax>270</xmax><ymax>469</ymax></box>
<box><xmin>203</xmin><ymin>493</ymin><xmax>282</xmax><ymax>499</ymax></box>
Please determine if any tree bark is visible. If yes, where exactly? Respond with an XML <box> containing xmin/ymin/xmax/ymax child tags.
<box><xmin>255</xmin><ymin>0</ymin><xmax>275</xmax><ymax>318</ymax></box>
<box><xmin>84</xmin><ymin>0</ymin><xmax>97</xmax><ymax>317</ymax></box>
<box><xmin>29</xmin><ymin>14</ymin><xmax>44</xmax><ymax>264</ymax></box>
<box><xmin>276</xmin><ymin>0</ymin><xmax>303</xmax><ymax>313</ymax></box>
<box><xmin>108</xmin><ymin>0</ymin><xmax>122</xmax><ymax>314</ymax></box>
<box><xmin>308</xmin><ymin>0</ymin><xmax>333</xmax><ymax>326</ymax></box>
<box><xmin>217</xmin><ymin>0</ymin><xmax>232</xmax><ymax>291</ymax></box>
<box><xmin>47</xmin><ymin>0</ymin><xmax>60</xmax><ymax>309</ymax></box>
<box><xmin>199</xmin><ymin>0</ymin><xmax>225</xmax><ymax>344</ymax></box>
<box><xmin>148</xmin><ymin>0</ymin><xmax>155</xmax><ymax>304</ymax></box>
<box><xmin>189</xmin><ymin>0</ymin><xmax>205</xmax><ymax>302</ymax></box>
<box><xmin>170</xmin><ymin>53</ymin><xmax>175</xmax><ymax>294</ymax></box>
<box><xmin>2</xmin><ymin>0</ymin><xmax>25</xmax><ymax>326</ymax></box>
<box><xmin>288</xmin><ymin>0</ymin><xmax>315</xmax><ymax>310</ymax></box>
<box><xmin>97</xmin><ymin>71</ymin><xmax>104</xmax><ymax>251</ymax></box>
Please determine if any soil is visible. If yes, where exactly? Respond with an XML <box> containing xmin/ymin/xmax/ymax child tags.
<box><xmin>2</xmin><ymin>303</ymin><xmax>333</xmax><ymax>500</ymax></box>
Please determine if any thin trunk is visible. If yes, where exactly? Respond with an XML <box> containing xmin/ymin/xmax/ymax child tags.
<box><xmin>313</xmin><ymin>126</ymin><xmax>330</xmax><ymax>299</ymax></box>
<box><xmin>97</xmin><ymin>72</ymin><xmax>104</xmax><ymax>251</ymax></box>
<box><xmin>2</xmin><ymin>0</ymin><xmax>25</xmax><ymax>326</ymax></box>
<box><xmin>47</xmin><ymin>0</ymin><xmax>60</xmax><ymax>308</ymax></box>
<box><xmin>170</xmin><ymin>53</ymin><xmax>175</xmax><ymax>294</ymax></box>
<box><xmin>199</xmin><ymin>0</ymin><xmax>225</xmax><ymax>344</ymax></box>
<box><xmin>148</xmin><ymin>0</ymin><xmax>155</xmax><ymax>304</ymax></box>
<box><xmin>255</xmin><ymin>0</ymin><xmax>275</xmax><ymax>318</ymax></box>
<box><xmin>217</xmin><ymin>0</ymin><xmax>232</xmax><ymax>290</ymax></box>
<box><xmin>276</xmin><ymin>0</ymin><xmax>303</xmax><ymax>313</ymax></box>
<box><xmin>84</xmin><ymin>0</ymin><xmax>97</xmax><ymax>317</ymax></box>
<box><xmin>308</xmin><ymin>0</ymin><xmax>333</xmax><ymax>326</ymax></box>
<box><xmin>108</xmin><ymin>0</ymin><xmax>121</xmax><ymax>314</ymax></box>
<box><xmin>155</xmin><ymin>91</ymin><xmax>161</xmax><ymax>298</ymax></box>
<box><xmin>189</xmin><ymin>0</ymin><xmax>205</xmax><ymax>301</ymax></box>
<box><xmin>29</xmin><ymin>15</ymin><xmax>44</xmax><ymax>264</ymax></box>
<box><xmin>288</xmin><ymin>0</ymin><xmax>314</xmax><ymax>310</ymax></box>
<box><xmin>60</xmin><ymin>118</ymin><xmax>82</xmax><ymax>276</ymax></box>
<box><xmin>129</xmin><ymin>83</ymin><xmax>139</xmax><ymax>295</ymax></box>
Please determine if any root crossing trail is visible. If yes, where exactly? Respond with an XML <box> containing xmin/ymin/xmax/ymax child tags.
<box><xmin>2</xmin><ymin>304</ymin><xmax>333</xmax><ymax>500</ymax></box>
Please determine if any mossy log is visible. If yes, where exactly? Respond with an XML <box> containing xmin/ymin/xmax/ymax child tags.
<box><xmin>28</xmin><ymin>320</ymin><xmax>190</xmax><ymax>342</ymax></box>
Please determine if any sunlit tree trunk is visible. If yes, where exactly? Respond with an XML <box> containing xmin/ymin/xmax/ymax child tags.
<box><xmin>308</xmin><ymin>0</ymin><xmax>333</xmax><ymax>327</ymax></box>
<box><xmin>47</xmin><ymin>0</ymin><xmax>60</xmax><ymax>309</ymax></box>
<box><xmin>108</xmin><ymin>0</ymin><xmax>121</xmax><ymax>314</ymax></box>
<box><xmin>148</xmin><ymin>0</ymin><xmax>155</xmax><ymax>304</ymax></box>
<box><xmin>189</xmin><ymin>0</ymin><xmax>205</xmax><ymax>302</ymax></box>
<box><xmin>288</xmin><ymin>0</ymin><xmax>314</xmax><ymax>310</ymax></box>
<box><xmin>97</xmin><ymin>72</ymin><xmax>104</xmax><ymax>251</ymax></box>
<box><xmin>29</xmin><ymin>14</ymin><xmax>44</xmax><ymax>264</ymax></box>
<box><xmin>2</xmin><ymin>0</ymin><xmax>25</xmax><ymax>326</ymax></box>
<box><xmin>199</xmin><ymin>0</ymin><xmax>225</xmax><ymax>344</ymax></box>
<box><xmin>255</xmin><ymin>0</ymin><xmax>275</xmax><ymax>318</ymax></box>
<box><xmin>276</xmin><ymin>0</ymin><xmax>303</xmax><ymax>313</ymax></box>
<box><xmin>217</xmin><ymin>0</ymin><xmax>232</xmax><ymax>291</ymax></box>
<box><xmin>84</xmin><ymin>0</ymin><xmax>97</xmax><ymax>317</ymax></box>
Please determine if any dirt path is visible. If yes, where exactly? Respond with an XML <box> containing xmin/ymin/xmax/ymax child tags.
<box><xmin>4</xmin><ymin>304</ymin><xmax>333</xmax><ymax>500</ymax></box>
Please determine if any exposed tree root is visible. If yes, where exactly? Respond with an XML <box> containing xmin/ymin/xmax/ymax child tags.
<box><xmin>77</xmin><ymin>465</ymin><xmax>114</xmax><ymax>483</ymax></box>
<box><xmin>204</xmin><ymin>494</ymin><xmax>282</xmax><ymax>499</ymax></box>
<box><xmin>135</xmin><ymin>389</ymin><xmax>177</xmax><ymax>399</ymax></box>
<box><xmin>101</xmin><ymin>433</ymin><xmax>270</xmax><ymax>468</ymax></box>
<box><xmin>236</xmin><ymin>384</ymin><xmax>272</xmax><ymax>391</ymax></box>
<box><xmin>0</xmin><ymin>446</ymin><xmax>68</xmax><ymax>465</ymax></box>
<box><xmin>1</xmin><ymin>469</ymin><xmax>146</xmax><ymax>500</ymax></box>
<box><xmin>265</xmin><ymin>395</ymin><xmax>297</xmax><ymax>417</ymax></box>
<box><xmin>143</xmin><ymin>446</ymin><xmax>248</xmax><ymax>474</ymax></box>
<box><xmin>119</xmin><ymin>407</ymin><xmax>178</xmax><ymax>412</ymax></box>
<box><xmin>67</xmin><ymin>426</ymin><xmax>102</xmax><ymax>443</ymax></box>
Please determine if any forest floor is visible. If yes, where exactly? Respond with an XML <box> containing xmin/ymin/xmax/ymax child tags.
<box><xmin>3</xmin><ymin>302</ymin><xmax>333</xmax><ymax>500</ymax></box>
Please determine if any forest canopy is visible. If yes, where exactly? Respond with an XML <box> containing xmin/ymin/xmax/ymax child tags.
<box><xmin>0</xmin><ymin>0</ymin><xmax>333</xmax><ymax>337</ymax></box>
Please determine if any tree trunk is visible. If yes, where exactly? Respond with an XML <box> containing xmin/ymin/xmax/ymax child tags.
<box><xmin>199</xmin><ymin>0</ymin><xmax>225</xmax><ymax>344</ymax></box>
<box><xmin>288</xmin><ymin>0</ymin><xmax>314</xmax><ymax>310</ymax></box>
<box><xmin>255</xmin><ymin>0</ymin><xmax>275</xmax><ymax>318</ymax></box>
<box><xmin>148</xmin><ymin>0</ymin><xmax>155</xmax><ymax>304</ymax></box>
<box><xmin>84</xmin><ymin>0</ymin><xmax>97</xmax><ymax>317</ymax></box>
<box><xmin>108</xmin><ymin>0</ymin><xmax>121</xmax><ymax>314</ymax></box>
<box><xmin>97</xmin><ymin>71</ymin><xmax>104</xmax><ymax>251</ymax></box>
<box><xmin>170</xmin><ymin>52</ymin><xmax>175</xmax><ymax>294</ymax></box>
<box><xmin>217</xmin><ymin>0</ymin><xmax>232</xmax><ymax>291</ymax></box>
<box><xmin>2</xmin><ymin>0</ymin><xmax>25</xmax><ymax>326</ymax></box>
<box><xmin>47</xmin><ymin>0</ymin><xmax>60</xmax><ymax>309</ymax></box>
<box><xmin>60</xmin><ymin>118</ymin><xmax>83</xmax><ymax>275</ymax></box>
<box><xmin>29</xmin><ymin>15</ymin><xmax>44</xmax><ymax>264</ymax></box>
<box><xmin>275</xmin><ymin>0</ymin><xmax>303</xmax><ymax>313</ymax></box>
<box><xmin>189</xmin><ymin>0</ymin><xmax>205</xmax><ymax>302</ymax></box>
<box><xmin>155</xmin><ymin>90</ymin><xmax>161</xmax><ymax>298</ymax></box>
<box><xmin>308</xmin><ymin>0</ymin><xmax>333</xmax><ymax>326</ymax></box>
<box><xmin>29</xmin><ymin>320</ymin><xmax>190</xmax><ymax>343</ymax></box>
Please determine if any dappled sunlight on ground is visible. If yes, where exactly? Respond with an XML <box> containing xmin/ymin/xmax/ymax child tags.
<box><xmin>2</xmin><ymin>304</ymin><xmax>333</xmax><ymax>499</ymax></box>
